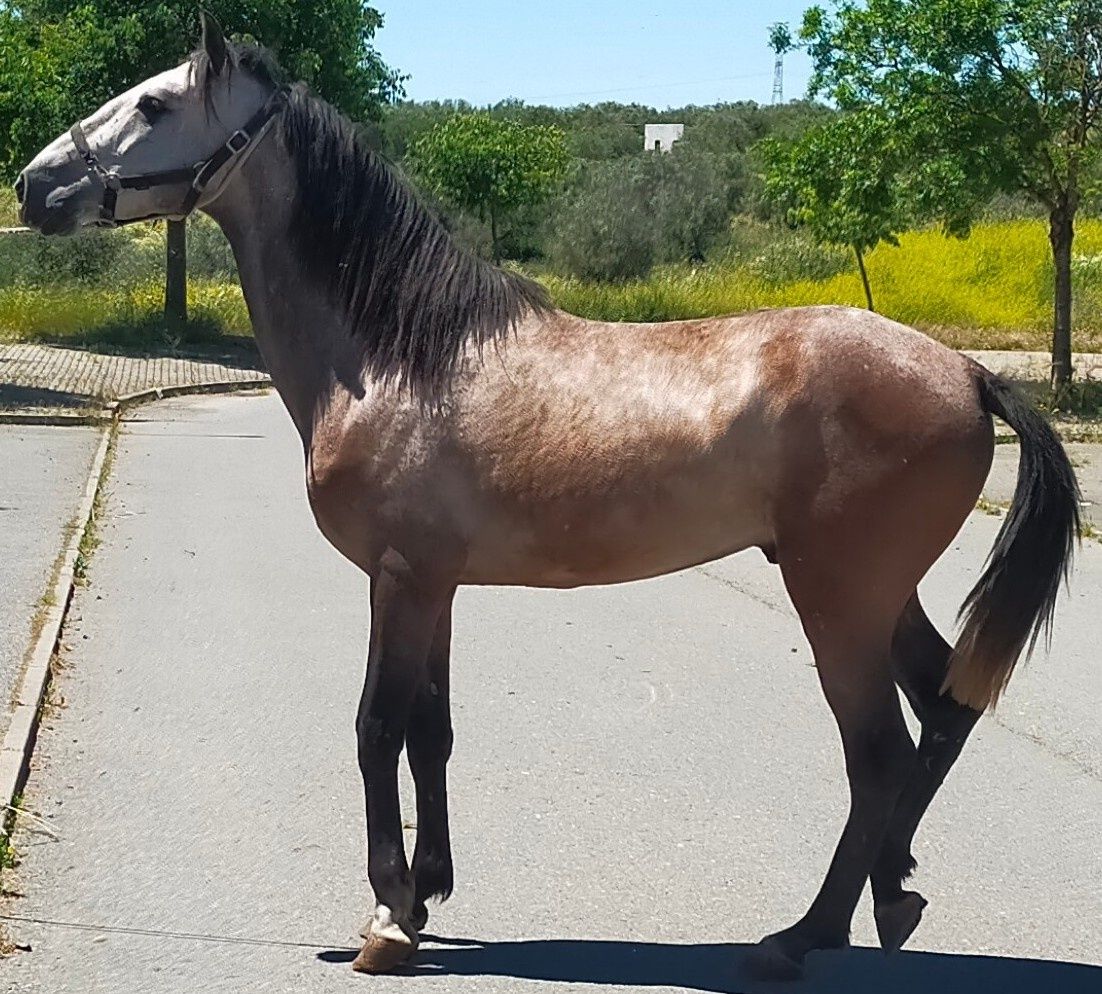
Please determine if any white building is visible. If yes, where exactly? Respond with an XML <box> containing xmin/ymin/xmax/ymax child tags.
<box><xmin>644</xmin><ymin>123</ymin><xmax>684</xmax><ymax>153</ymax></box>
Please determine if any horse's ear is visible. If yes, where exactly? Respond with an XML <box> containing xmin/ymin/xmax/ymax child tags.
<box><xmin>199</xmin><ymin>9</ymin><xmax>228</xmax><ymax>75</ymax></box>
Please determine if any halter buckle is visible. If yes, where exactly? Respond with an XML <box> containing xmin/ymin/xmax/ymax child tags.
<box><xmin>226</xmin><ymin>129</ymin><xmax>250</xmax><ymax>153</ymax></box>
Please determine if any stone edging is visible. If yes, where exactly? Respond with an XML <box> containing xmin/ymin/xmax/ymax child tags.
<box><xmin>0</xmin><ymin>377</ymin><xmax>271</xmax><ymax>427</ymax></box>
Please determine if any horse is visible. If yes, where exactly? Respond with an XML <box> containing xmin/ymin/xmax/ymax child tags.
<box><xmin>16</xmin><ymin>13</ymin><xmax>1080</xmax><ymax>981</ymax></box>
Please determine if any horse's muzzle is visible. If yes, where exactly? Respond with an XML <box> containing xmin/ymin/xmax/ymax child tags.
<box><xmin>16</xmin><ymin>167</ymin><xmax>82</xmax><ymax>235</ymax></box>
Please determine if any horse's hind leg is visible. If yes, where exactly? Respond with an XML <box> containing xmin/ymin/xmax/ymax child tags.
<box><xmin>870</xmin><ymin>594</ymin><xmax>982</xmax><ymax>952</ymax></box>
<box><xmin>748</xmin><ymin>555</ymin><xmax>918</xmax><ymax>980</ymax></box>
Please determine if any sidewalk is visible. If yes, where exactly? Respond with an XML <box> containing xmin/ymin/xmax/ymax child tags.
<box><xmin>0</xmin><ymin>425</ymin><xmax>102</xmax><ymax>743</ymax></box>
<box><xmin>963</xmin><ymin>349</ymin><xmax>1102</xmax><ymax>382</ymax></box>
<box><xmin>0</xmin><ymin>342</ymin><xmax>267</xmax><ymax>413</ymax></box>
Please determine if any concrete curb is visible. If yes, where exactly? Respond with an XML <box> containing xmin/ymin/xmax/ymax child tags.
<box><xmin>0</xmin><ymin>426</ymin><xmax>111</xmax><ymax>823</ymax></box>
<box><xmin>111</xmin><ymin>377</ymin><xmax>270</xmax><ymax>414</ymax></box>
<box><xmin>0</xmin><ymin>376</ymin><xmax>270</xmax><ymax>830</ymax></box>
<box><xmin>0</xmin><ymin>377</ymin><xmax>271</xmax><ymax>428</ymax></box>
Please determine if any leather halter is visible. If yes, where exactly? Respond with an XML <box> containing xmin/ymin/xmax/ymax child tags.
<box><xmin>69</xmin><ymin>92</ymin><xmax>284</xmax><ymax>227</ymax></box>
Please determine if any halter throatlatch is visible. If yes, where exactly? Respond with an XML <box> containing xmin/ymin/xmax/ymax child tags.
<box><xmin>69</xmin><ymin>92</ymin><xmax>284</xmax><ymax>227</ymax></box>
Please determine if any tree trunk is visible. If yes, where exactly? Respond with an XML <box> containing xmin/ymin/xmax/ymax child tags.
<box><xmin>1048</xmin><ymin>206</ymin><xmax>1075</xmax><ymax>391</ymax></box>
<box><xmin>489</xmin><ymin>206</ymin><xmax>500</xmax><ymax>264</ymax></box>
<box><xmin>855</xmin><ymin>245</ymin><xmax>874</xmax><ymax>311</ymax></box>
<box><xmin>165</xmin><ymin>218</ymin><xmax>188</xmax><ymax>326</ymax></box>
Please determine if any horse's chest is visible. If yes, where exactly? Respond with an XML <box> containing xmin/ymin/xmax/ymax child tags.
<box><xmin>305</xmin><ymin>413</ymin><xmax>449</xmax><ymax>570</ymax></box>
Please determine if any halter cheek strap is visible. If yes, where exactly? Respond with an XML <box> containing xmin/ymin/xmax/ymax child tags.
<box><xmin>70</xmin><ymin>91</ymin><xmax>284</xmax><ymax>228</ymax></box>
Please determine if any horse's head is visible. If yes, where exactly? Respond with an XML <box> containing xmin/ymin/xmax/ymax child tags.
<box><xmin>16</xmin><ymin>12</ymin><xmax>277</xmax><ymax>234</ymax></box>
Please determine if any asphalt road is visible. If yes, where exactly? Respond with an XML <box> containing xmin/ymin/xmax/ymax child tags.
<box><xmin>986</xmin><ymin>441</ymin><xmax>1101</xmax><ymax>527</ymax></box>
<box><xmin>2</xmin><ymin>393</ymin><xmax>1099</xmax><ymax>994</ymax></box>
<box><xmin>0</xmin><ymin>425</ymin><xmax>100</xmax><ymax>741</ymax></box>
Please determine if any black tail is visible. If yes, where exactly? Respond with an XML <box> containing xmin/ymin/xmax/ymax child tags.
<box><xmin>943</xmin><ymin>370</ymin><xmax>1081</xmax><ymax>710</ymax></box>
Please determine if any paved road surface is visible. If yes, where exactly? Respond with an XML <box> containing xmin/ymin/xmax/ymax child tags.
<box><xmin>987</xmin><ymin>441</ymin><xmax>1101</xmax><ymax>527</ymax></box>
<box><xmin>0</xmin><ymin>425</ymin><xmax>100</xmax><ymax>740</ymax></box>
<box><xmin>2</xmin><ymin>394</ymin><xmax>1099</xmax><ymax>994</ymax></box>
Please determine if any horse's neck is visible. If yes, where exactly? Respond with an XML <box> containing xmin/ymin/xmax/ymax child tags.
<box><xmin>204</xmin><ymin>150</ymin><xmax>351</xmax><ymax>445</ymax></box>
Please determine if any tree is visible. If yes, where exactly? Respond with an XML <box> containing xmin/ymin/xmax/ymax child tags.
<box><xmin>762</xmin><ymin>110</ymin><xmax>914</xmax><ymax>311</ymax></box>
<box><xmin>1</xmin><ymin>2</ymin><xmax>402</xmax><ymax>322</ymax></box>
<box><xmin>411</xmin><ymin>114</ymin><xmax>570</xmax><ymax>262</ymax></box>
<box><xmin>547</xmin><ymin>147</ymin><xmax>731</xmax><ymax>281</ymax></box>
<box><xmin>801</xmin><ymin>0</ymin><xmax>1102</xmax><ymax>388</ymax></box>
<box><xmin>769</xmin><ymin>22</ymin><xmax>794</xmax><ymax>57</ymax></box>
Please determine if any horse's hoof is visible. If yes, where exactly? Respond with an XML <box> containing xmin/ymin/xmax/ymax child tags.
<box><xmin>351</xmin><ymin>933</ymin><xmax>417</xmax><ymax>974</ymax></box>
<box><xmin>745</xmin><ymin>937</ymin><xmax>804</xmax><ymax>982</ymax></box>
<box><xmin>875</xmin><ymin>890</ymin><xmax>928</xmax><ymax>953</ymax></box>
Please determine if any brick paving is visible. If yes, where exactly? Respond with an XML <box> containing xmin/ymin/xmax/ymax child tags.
<box><xmin>0</xmin><ymin>342</ymin><xmax>267</xmax><ymax>410</ymax></box>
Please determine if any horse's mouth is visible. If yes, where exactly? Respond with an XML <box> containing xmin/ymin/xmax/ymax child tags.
<box><xmin>28</xmin><ymin>210</ymin><xmax>82</xmax><ymax>237</ymax></box>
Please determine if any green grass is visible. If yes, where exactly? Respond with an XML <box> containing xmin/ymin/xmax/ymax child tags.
<box><xmin>74</xmin><ymin>425</ymin><xmax>118</xmax><ymax>583</ymax></box>
<box><xmin>0</xmin><ymin>279</ymin><xmax>252</xmax><ymax>348</ymax></box>
<box><xmin>2</xmin><ymin>216</ymin><xmax>1102</xmax><ymax>354</ymax></box>
<box><xmin>541</xmin><ymin>219</ymin><xmax>1102</xmax><ymax>353</ymax></box>
<box><xmin>0</xmin><ymin>187</ymin><xmax>18</xmax><ymax>228</ymax></box>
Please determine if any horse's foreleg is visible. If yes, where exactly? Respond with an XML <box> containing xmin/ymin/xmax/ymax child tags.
<box><xmin>870</xmin><ymin>594</ymin><xmax>982</xmax><ymax>951</ymax></box>
<box><xmin>353</xmin><ymin>556</ymin><xmax>450</xmax><ymax>974</ymax></box>
<box><xmin>407</xmin><ymin>591</ymin><xmax>457</xmax><ymax>932</ymax></box>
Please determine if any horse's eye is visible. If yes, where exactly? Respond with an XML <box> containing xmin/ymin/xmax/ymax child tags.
<box><xmin>137</xmin><ymin>94</ymin><xmax>167</xmax><ymax>119</ymax></box>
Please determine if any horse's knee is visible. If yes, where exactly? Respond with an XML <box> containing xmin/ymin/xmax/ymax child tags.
<box><xmin>407</xmin><ymin>705</ymin><xmax>453</xmax><ymax>765</ymax></box>
<box><xmin>356</xmin><ymin>712</ymin><xmax>405</xmax><ymax>771</ymax></box>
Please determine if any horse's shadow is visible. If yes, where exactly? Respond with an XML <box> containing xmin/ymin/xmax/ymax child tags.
<box><xmin>317</xmin><ymin>934</ymin><xmax>1100</xmax><ymax>993</ymax></box>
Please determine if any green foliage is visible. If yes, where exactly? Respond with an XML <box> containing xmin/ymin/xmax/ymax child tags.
<box><xmin>378</xmin><ymin>98</ymin><xmax>835</xmax><ymax>265</ymax></box>
<box><xmin>411</xmin><ymin>114</ymin><xmax>570</xmax><ymax>259</ymax></box>
<box><xmin>545</xmin><ymin>149</ymin><xmax>730</xmax><ymax>281</ymax></box>
<box><xmin>801</xmin><ymin>0</ymin><xmax>1102</xmax><ymax>208</ymax></box>
<box><xmin>769</xmin><ymin>22</ymin><xmax>794</xmax><ymax>55</ymax></box>
<box><xmin>8</xmin><ymin>220</ymin><xmax>1102</xmax><ymax>355</ymax></box>
<box><xmin>763</xmin><ymin>110</ymin><xmax>910</xmax><ymax>256</ymax></box>
<box><xmin>0</xmin><ymin>1</ymin><xmax>403</xmax><ymax>179</ymax></box>
<box><xmin>540</xmin><ymin>218</ymin><xmax>1102</xmax><ymax>352</ymax></box>
<box><xmin>800</xmin><ymin>0</ymin><xmax>1102</xmax><ymax>376</ymax></box>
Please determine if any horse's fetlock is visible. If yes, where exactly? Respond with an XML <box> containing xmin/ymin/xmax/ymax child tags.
<box><xmin>414</xmin><ymin>848</ymin><xmax>454</xmax><ymax>904</ymax></box>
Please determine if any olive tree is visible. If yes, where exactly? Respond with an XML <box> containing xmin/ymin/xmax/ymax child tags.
<box><xmin>410</xmin><ymin>114</ymin><xmax>570</xmax><ymax>262</ymax></box>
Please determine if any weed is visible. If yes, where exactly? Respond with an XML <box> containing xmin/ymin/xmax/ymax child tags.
<box><xmin>74</xmin><ymin>425</ymin><xmax>119</xmax><ymax>586</ymax></box>
<box><xmin>539</xmin><ymin>219</ymin><xmax>1102</xmax><ymax>353</ymax></box>
<box><xmin>0</xmin><ymin>795</ymin><xmax>22</xmax><ymax>873</ymax></box>
<box><xmin>4</xmin><ymin>217</ymin><xmax>1102</xmax><ymax>356</ymax></box>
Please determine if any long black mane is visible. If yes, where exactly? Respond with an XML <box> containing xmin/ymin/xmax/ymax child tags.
<box><xmin>195</xmin><ymin>43</ymin><xmax>549</xmax><ymax>400</ymax></box>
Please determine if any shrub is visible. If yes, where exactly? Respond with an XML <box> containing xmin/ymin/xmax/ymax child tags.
<box><xmin>711</xmin><ymin>216</ymin><xmax>852</xmax><ymax>283</ymax></box>
<box><xmin>745</xmin><ymin>236</ymin><xmax>853</xmax><ymax>285</ymax></box>
<box><xmin>546</xmin><ymin>148</ymin><xmax>730</xmax><ymax>281</ymax></box>
<box><xmin>187</xmin><ymin>215</ymin><xmax>239</xmax><ymax>280</ymax></box>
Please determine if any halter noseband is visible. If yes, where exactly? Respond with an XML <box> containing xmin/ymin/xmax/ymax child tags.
<box><xmin>69</xmin><ymin>92</ymin><xmax>284</xmax><ymax>227</ymax></box>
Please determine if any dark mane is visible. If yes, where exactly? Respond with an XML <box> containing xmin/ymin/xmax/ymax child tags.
<box><xmin>194</xmin><ymin>42</ymin><xmax>550</xmax><ymax>401</ymax></box>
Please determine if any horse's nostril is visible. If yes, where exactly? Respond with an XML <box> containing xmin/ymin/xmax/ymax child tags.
<box><xmin>13</xmin><ymin>173</ymin><xmax>26</xmax><ymax>205</ymax></box>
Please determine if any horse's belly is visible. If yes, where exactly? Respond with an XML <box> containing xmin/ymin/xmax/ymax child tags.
<box><xmin>460</xmin><ymin>481</ymin><xmax>773</xmax><ymax>587</ymax></box>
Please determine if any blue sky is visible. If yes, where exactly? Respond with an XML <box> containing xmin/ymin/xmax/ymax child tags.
<box><xmin>375</xmin><ymin>2</ymin><xmax>816</xmax><ymax>109</ymax></box>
